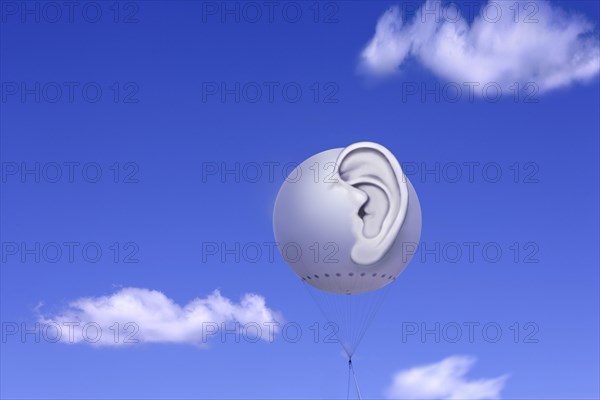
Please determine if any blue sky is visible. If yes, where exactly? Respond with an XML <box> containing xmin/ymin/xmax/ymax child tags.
<box><xmin>1</xmin><ymin>1</ymin><xmax>599</xmax><ymax>399</ymax></box>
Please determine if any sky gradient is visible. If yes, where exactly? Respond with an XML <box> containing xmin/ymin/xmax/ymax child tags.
<box><xmin>1</xmin><ymin>1</ymin><xmax>599</xmax><ymax>399</ymax></box>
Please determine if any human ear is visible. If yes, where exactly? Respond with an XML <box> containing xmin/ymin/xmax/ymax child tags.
<box><xmin>335</xmin><ymin>142</ymin><xmax>409</xmax><ymax>265</ymax></box>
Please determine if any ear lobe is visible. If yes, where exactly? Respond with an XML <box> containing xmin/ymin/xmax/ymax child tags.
<box><xmin>335</xmin><ymin>142</ymin><xmax>409</xmax><ymax>265</ymax></box>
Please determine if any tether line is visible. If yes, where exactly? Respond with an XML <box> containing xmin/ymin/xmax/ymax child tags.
<box><xmin>348</xmin><ymin>358</ymin><xmax>362</xmax><ymax>400</ymax></box>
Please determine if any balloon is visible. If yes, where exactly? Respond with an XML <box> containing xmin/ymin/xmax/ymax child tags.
<box><xmin>273</xmin><ymin>142</ymin><xmax>421</xmax><ymax>294</ymax></box>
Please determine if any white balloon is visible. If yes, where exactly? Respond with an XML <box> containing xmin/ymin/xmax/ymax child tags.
<box><xmin>273</xmin><ymin>142</ymin><xmax>422</xmax><ymax>294</ymax></box>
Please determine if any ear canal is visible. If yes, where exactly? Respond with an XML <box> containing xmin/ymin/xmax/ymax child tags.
<box><xmin>336</xmin><ymin>142</ymin><xmax>409</xmax><ymax>265</ymax></box>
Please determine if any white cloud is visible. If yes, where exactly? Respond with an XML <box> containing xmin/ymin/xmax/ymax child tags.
<box><xmin>38</xmin><ymin>287</ymin><xmax>282</xmax><ymax>347</ymax></box>
<box><xmin>385</xmin><ymin>355</ymin><xmax>508</xmax><ymax>400</ymax></box>
<box><xmin>360</xmin><ymin>0</ymin><xmax>600</xmax><ymax>92</ymax></box>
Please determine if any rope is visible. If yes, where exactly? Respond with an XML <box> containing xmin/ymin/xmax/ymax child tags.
<box><xmin>300</xmin><ymin>278</ymin><xmax>393</xmax><ymax>399</ymax></box>
<box><xmin>347</xmin><ymin>359</ymin><xmax>352</xmax><ymax>400</ymax></box>
<box><xmin>348</xmin><ymin>358</ymin><xmax>362</xmax><ymax>400</ymax></box>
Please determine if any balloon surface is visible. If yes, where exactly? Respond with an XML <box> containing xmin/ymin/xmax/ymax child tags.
<box><xmin>273</xmin><ymin>142</ymin><xmax>421</xmax><ymax>294</ymax></box>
